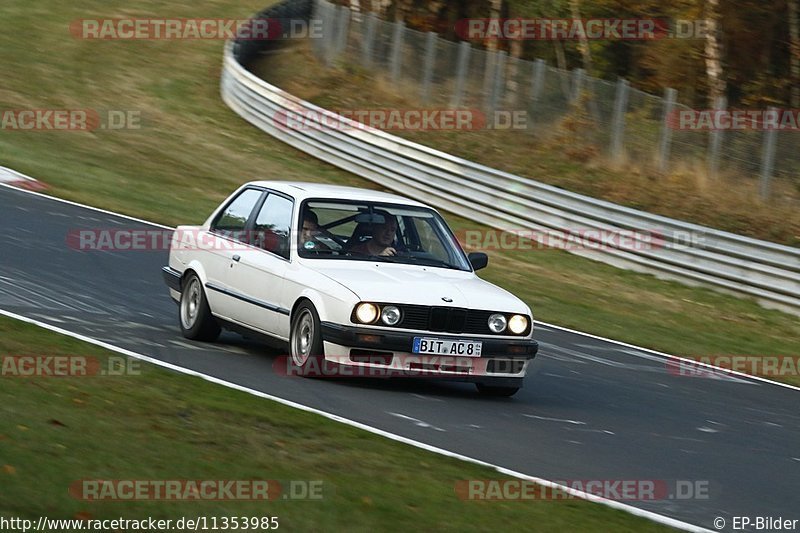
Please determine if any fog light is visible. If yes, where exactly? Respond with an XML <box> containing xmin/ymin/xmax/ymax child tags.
<box><xmin>508</xmin><ymin>315</ymin><xmax>528</xmax><ymax>334</ymax></box>
<box><xmin>381</xmin><ymin>305</ymin><xmax>401</xmax><ymax>326</ymax></box>
<box><xmin>355</xmin><ymin>303</ymin><xmax>379</xmax><ymax>324</ymax></box>
<box><xmin>488</xmin><ymin>313</ymin><xmax>507</xmax><ymax>333</ymax></box>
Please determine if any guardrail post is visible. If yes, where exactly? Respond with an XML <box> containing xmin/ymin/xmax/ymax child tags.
<box><xmin>707</xmin><ymin>96</ymin><xmax>726</xmax><ymax>179</ymax></box>
<box><xmin>390</xmin><ymin>21</ymin><xmax>405</xmax><ymax>83</ymax></box>
<box><xmin>526</xmin><ymin>58</ymin><xmax>545</xmax><ymax>130</ymax></box>
<box><xmin>450</xmin><ymin>41</ymin><xmax>471</xmax><ymax>108</ymax></box>
<box><xmin>313</xmin><ymin>0</ymin><xmax>332</xmax><ymax>65</ymax></box>
<box><xmin>571</xmin><ymin>68</ymin><xmax>585</xmax><ymax>103</ymax></box>
<box><xmin>657</xmin><ymin>87</ymin><xmax>677</xmax><ymax>172</ymax></box>
<box><xmin>421</xmin><ymin>32</ymin><xmax>437</xmax><ymax>103</ymax></box>
<box><xmin>610</xmin><ymin>78</ymin><xmax>629</xmax><ymax>162</ymax></box>
<box><xmin>482</xmin><ymin>50</ymin><xmax>497</xmax><ymax>110</ymax></box>
<box><xmin>322</xmin><ymin>1</ymin><xmax>340</xmax><ymax>66</ymax></box>
<box><xmin>361</xmin><ymin>12</ymin><xmax>377</xmax><ymax>68</ymax></box>
<box><xmin>335</xmin><ymin>6</ymin><xmax>350</xmax><ymax>60</ymax></box>
<box><xmin>488</xmin><ymin>50</ymin><xmax>507</xmax><ymax>117</ymax></box>
<box><xmin>759</xmin><ymin>107</ymin><xmax>779</xmax><ymax>200</ymax></box>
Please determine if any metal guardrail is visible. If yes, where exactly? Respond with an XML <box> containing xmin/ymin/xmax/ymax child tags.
<box><xmin>221</xmin><ymin>0</ymin><xmax>800</xmax><ymax>314</ymax></box>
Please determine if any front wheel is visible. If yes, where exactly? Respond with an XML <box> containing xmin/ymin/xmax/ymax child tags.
<box><xmin>290</xmin><ymin>302</ymin><xmax>328</xmax><ymax>377</ymax></box>
<box><xmin>179</xmin><ymin>273</ymin><xmax>220</xmax><ymax>341</ymax></box>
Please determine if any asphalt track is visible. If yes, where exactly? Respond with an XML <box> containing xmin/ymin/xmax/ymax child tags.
<box><xmin>1</xmin><ymin>184</ymin><xmax>798</xmax><ymax>532</ymax></box>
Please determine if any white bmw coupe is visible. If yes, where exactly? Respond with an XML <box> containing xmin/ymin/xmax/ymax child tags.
<box><xmin>163</xmin><ymin>182</ymin><xmax>538</xmax><ymax>396</ymax></box>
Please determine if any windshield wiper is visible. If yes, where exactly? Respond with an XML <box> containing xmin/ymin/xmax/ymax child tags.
<box><xmin>399</xmin><ymin>255</ymin><xmax>461</xmax><ymax>269</ymax></box>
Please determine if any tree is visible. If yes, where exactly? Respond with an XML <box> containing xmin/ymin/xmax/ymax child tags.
<box><xmin>703</xmin><ymin>0</ymin><xmax>726</xmax><ymax>105</ymax></box>
<box><xmin>486</xmin><ymin>0</ymin><xmax>504</xmax><ymax>52</ymax></box>
<box><xmin>789</xmin><ymin>0</ymin><xmax>800</xmax><ymax>106</ymax></box>
<box><xmin>569</xmin><ymin>0</ymin><xmax>593</xmax><ymax>73</ymax></box>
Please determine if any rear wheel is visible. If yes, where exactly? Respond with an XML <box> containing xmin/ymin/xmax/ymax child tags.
<box><xmin>290</xmin><ymin>302</ymin><xmax>328</xmax><ymax>377</ymax></box>
<box><xmin>476</xmin><ymin>383</ymin><xmax>521</xmax><ymax>397</ymax></box>
<box><xmin>179</xmin><ymin>273</ymin><xmax>220</xmax><ymax>341</ymax></box>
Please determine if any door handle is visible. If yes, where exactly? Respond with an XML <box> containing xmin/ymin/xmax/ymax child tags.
<box><xmin>232</xmin><ymin>254</ymin><xmax>241</xmax><ymax>262</ymax></box>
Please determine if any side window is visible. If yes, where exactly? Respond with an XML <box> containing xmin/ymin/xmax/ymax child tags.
<box><xmin>212</xmin><ymin>189</ymin><xmax>262</xmax><ymax>240</ymax></box>
<box><xmin>253</xmin><ymin>193</ymin><xmax>294</xmax><ymax>259</ymax></box>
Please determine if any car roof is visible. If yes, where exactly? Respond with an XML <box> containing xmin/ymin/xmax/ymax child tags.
<box><xmin>248</xmin><ymin>181</ymin><xmax>431</xmax><ymax>208</ymax></box>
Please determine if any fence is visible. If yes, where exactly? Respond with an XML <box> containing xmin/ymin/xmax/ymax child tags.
<box><xmin>312</xmin><ymin>0</ymin><xmax>800</xmax><ymax>202</ymax></box>
<box><xmin>221</xmin><ymin>0</ymin><xmax>800</xmax><ymax>315</ymax></box>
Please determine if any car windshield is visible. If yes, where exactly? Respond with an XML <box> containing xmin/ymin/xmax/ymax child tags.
<box><xmin>297</xmin><ymin>199</ymin><xmax>471</xmax><ymax>271</ymax></box>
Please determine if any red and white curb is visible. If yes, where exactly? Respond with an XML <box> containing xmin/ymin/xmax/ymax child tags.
<box><xmin>0</xmin><ymin>166</ymin><xmax>48</xmax><ymax>191</ymax></box>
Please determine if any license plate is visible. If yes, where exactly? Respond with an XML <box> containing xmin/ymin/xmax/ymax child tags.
<box><xmin>412</xmin><ymin>337</ymin><xmax>482</xmax><ymax>357</ymax></box>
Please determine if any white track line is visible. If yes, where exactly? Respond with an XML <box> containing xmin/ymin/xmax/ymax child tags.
<box><xmin>537</xmin><ymin>320</ymin><xmax>800</xmax><ymax>393</ymax></box>
<box><xmin>0</xmin><ymin>166</ymin><xmax>47</xmax><ymax>190</ymax></box>
<box><xmin>0</xmin><ymin>178</ymin><xmax>172</xmax><ymax>230</ymax></box>
<box><xmin>0</xmin><ymin>308</ymin><xmax>711</xmax><ymax>532</ymax></box>
<box><xmin>1</xmin><ymin>178</ymin><xmax>796</xmax><ymax>392</ymax></box>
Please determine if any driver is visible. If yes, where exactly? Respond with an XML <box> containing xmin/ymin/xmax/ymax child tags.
<box><xmin>300</xmin><ymin>210</ymin><xmax>331</xmax><ymax>251</ymax></box>
<box><xmin>350</xmin><ymin>214</ymin><xmax>398</xmax><ymax>257</ymax></box>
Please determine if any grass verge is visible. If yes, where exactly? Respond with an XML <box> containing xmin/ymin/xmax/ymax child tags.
<box><xmin>0</xmin><ymin>315</ymin><xmax>672</xmax><ymax>531</ymax></box>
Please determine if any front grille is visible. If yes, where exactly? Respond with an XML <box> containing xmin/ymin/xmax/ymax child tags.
<box><xmin>397</xmin><ymin>304</ymin><xmax>429</xmax><ymax>330</ymax></box>
<box><xmin>396</xmin><ymin>305</ymin><xmax>494</xmax><ymax>335</ymax></box>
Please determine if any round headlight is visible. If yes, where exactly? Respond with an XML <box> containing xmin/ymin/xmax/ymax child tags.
<box><xmin>487</xmin><ymin>313</ymin><xmax>507</xmax><ymax>333</ymax></box>
<box><xmin>508</xmin><ymin>314</ymin><xmax>528</xmax><ymax>334</ymax></box>
<box><xmin>381</xmin><ymin>305</ymin><xmax>401</xmax><ymax>325</ymax></box>
<box><xmin>355</xmin><ymin>303</ymin><xmax>379</xmax><ymax>324</ymax></box>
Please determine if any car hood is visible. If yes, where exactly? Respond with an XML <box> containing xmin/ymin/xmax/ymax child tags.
<box><xmin>309</xmin><ymin>261</ymin><xmax>529</xmax><ymax>313</ymax></box>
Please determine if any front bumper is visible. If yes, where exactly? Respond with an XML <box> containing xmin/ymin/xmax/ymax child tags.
<box><xmin>319</xmin><ymin>322</ymin><xmax>538</xmax><ymax>384</ymax></box>
<box><xmin>320</xmin><ymin>322</ymin><xmax>538</xmax><ymax>357</ymax></box>
<box><xmin>162</xmin><ymin>266</ymin><xmax>182</xmax><ymax>292</ymax></box>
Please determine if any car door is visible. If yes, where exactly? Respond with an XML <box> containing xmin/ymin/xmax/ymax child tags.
<box><xmin>202</xmin><ymin>187</ymin><xmax>264</xmax><ymax>321</ymax></box>
<box><xmin>223</xmin><ymin>191</ymin><xmax>293</xmax><ymax>338</ymax></box>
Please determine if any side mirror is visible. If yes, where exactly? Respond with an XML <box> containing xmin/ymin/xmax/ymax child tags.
<box><xmin>468</xmin><ymin>252</ymin><xmax>488</xmax><ymax>271</ymax></box>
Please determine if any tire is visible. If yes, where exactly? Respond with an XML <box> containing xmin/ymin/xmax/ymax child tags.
<box><xmin>179</xmin><ymin>273</ymin><xmax>221</xmax><ymax>341</ymax></box>
<box><xmin>475</xmin><ymin>383</ymin><xmax>521</xmax><ymax>397</ymax></box>
<box><xmin>289</xmin><ymin>302</ymin><xmax>329</xmax><ymax>378</ymax></box>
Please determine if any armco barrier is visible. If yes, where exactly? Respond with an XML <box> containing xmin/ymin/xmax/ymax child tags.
<box><xmin>221</xmin><ymin>0</ymin><xmax>800</xmax><ymax>314</ymax></box>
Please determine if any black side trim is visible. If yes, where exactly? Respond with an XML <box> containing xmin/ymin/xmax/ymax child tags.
<box><xmin>205</xmin><ymin>282</ymin><xmax>290</xmax><ymax>316</ymax></box>
<box><xmin>215</xmin><ymin>318</ymin><xmax>289</xmax><ymax>351</ymax></box>
<box><xmin>162</xmin><ymin>266</ymin><xmax>182</xmax><ymax>292</ymax></box>
<box><xmin>320</xmin><ymin>322</ymin><xmax>538</xmax><ymax>359</ymax></box>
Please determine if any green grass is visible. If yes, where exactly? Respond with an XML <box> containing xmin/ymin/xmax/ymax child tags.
<box><xmin>0</xmin><ymin>316</ymin><xmax>672</xmax><ymax>531</ymax></box>
<box><xmin>0</xmin><ymin>0</ymin><xmax>797</xmax><ymax>387</ymax></box>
